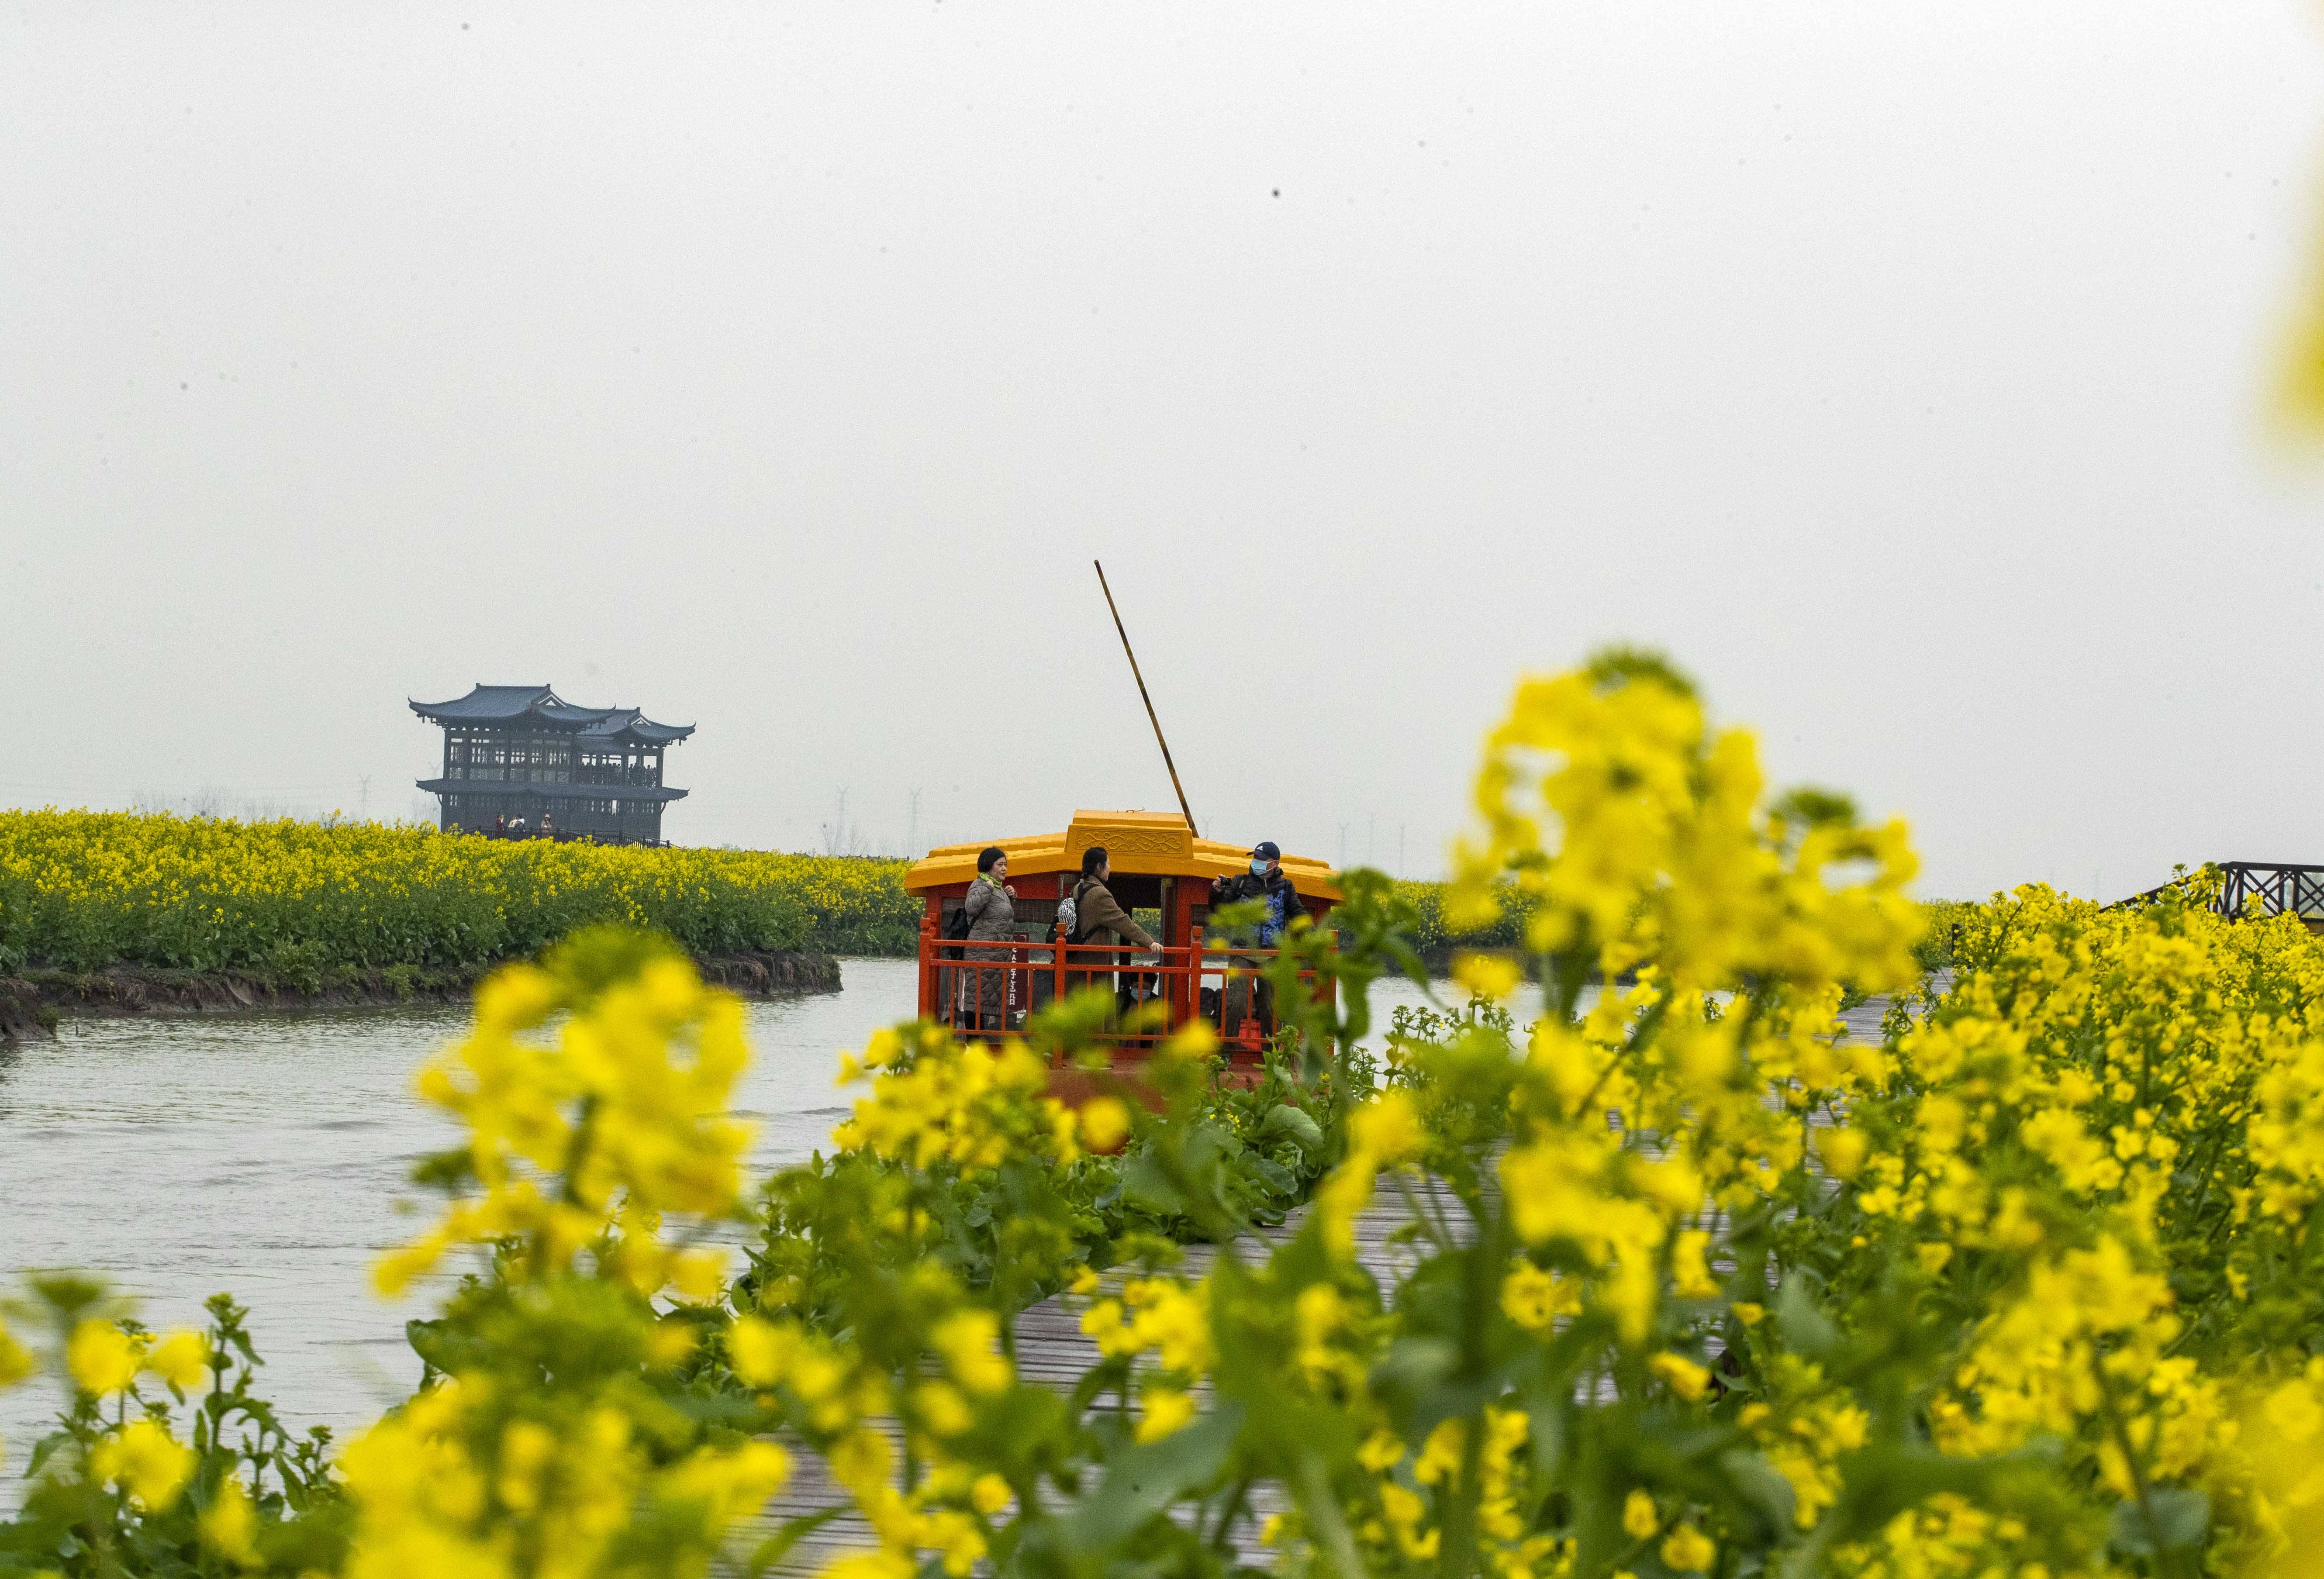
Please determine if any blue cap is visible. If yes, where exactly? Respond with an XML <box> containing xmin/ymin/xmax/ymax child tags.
<box><xmin>1252</xmin><ymin>841</ymin><xmax>1281</xmax><ymax>861</ymax></box>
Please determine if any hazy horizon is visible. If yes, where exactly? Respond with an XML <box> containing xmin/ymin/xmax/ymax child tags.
<box><xmin>7</xmin><ymin>3</ymin><xmax>2323</xmax><ymax>900</ymax></box>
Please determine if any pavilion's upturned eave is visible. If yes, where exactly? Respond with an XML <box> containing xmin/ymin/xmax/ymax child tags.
<box><xmin>409</xmin><ymin>684</ymin><xmax>557</xmax><ymax>722</ymax></box>
<box><xmin>575</xmin><ymin>709</ymin><xmax>695</xmax><ymax>744</ymax></box>
<box><xmin>607</xmin><ymin>719</ymin><xmax>695</xmax><ymax>744</ymax></box>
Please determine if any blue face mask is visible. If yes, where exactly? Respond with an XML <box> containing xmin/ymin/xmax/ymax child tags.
<box><xmin>1250</xmin><ymin>858</ymin><xmax>1268</xmax><ymax>876</ymax></box>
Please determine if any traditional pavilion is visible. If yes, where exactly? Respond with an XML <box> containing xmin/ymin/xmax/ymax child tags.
<box><xmin>411</xmin><ymin>684</ymin><xmax>694</xmax><ymax>844</ymax></box>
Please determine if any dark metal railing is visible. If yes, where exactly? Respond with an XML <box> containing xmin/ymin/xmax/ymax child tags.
<box><xmin>2123</xmin><ymin>861</ymin><xmax>2324</xmax><ymax>921</ymax></box>
<box><xmin>2213</xmin><ymin>862</ymin><xmax>2324</xmax><ymax>920</ymax></box>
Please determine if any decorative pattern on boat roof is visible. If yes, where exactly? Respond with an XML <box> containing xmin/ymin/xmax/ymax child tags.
<box><xmin>904</xmin><ymin>809</ymin><xmax>1339</xmax><ymax>900</ymax></box>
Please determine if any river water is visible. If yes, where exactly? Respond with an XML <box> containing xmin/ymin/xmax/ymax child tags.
<box><xmin>0</xmin><ymin>959</ymin><xmax>1497</xmax><ymax>1492</ymax></box>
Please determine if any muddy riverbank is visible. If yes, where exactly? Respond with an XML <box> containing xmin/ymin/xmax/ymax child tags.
<box><xmin>0</xmin><ymin>949</ymin><xmax>842</xmax><ymax>1041</ymax></box>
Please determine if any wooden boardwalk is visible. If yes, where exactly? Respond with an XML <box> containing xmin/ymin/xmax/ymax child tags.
<box><xmin>751</xmin><ymin>1178</ymin><xmax>1464</xmax><ymax>1574</ymax></box>
<box><xmin>748</xmin><ymin>997</ymin><xmax>1895</xmax><ymax>1573</ymax></box>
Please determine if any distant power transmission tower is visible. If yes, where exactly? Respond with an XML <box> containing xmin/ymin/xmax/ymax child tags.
<box><xmin>359</xmin><ymin>776</ymin><xmax>371</xmax><ymax>822</ymax></box>
<box><xmin>820</xmin><ymin>789</ymin><xmax>865</xmax><ymax>856</ymax></box>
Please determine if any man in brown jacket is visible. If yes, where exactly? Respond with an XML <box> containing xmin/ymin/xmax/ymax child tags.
<box><xmin>1069</xmin><ymin>845</ymin><xmax>1158</xmax><ymax>1010</ymax></box>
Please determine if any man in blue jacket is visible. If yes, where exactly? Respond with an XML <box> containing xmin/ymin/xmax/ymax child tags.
<box><xmin>1209</xmin><ymin>841</ymin><xmax>1305</xmax><ymax>1040</ymax></box>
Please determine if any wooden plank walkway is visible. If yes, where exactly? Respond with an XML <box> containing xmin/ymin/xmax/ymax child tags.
<box><xmin>750</xmin><ymin>1178</ymin><xmax>1466</xmax><ymax>1575</ymax></box>
<box><xmin>746</xmin><ymin>997</ymin><xmax>1896</xmax><ymax>1574</ymax></box>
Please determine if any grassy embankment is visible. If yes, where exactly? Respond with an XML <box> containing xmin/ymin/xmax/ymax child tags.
<box><xmin>0</xmin><ymin>811</ymin><xmax>915</xmax><ymax>1015</ymax></box>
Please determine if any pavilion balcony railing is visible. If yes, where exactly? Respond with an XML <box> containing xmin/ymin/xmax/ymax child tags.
<box><xmin>446</xmin><ymin>768</ymin><xmax>589</xmax><ymax>784</ymax></box>
<box><xmin>917</xmin><ymin>925</ymin><xmax>1323</xmax><ymax>1061</ymax></box>
<box><xmin>470</xmin><ymin>827</ymin><xmax>667</xmax><ymax>848</ymax></box>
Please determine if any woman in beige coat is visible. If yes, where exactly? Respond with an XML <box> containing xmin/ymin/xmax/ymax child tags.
<box><xmin>1067</xmin><ymin>845</ymin><xmax>1157</xmax><ymax>1008</ymax></box>
<box><xmin>958</xmin><ymin>845</ymin><xmax>1017</xmax><ymax>1031</ymax></box>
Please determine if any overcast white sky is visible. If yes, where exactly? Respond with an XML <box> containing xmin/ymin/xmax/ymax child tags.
<box><xmin>4</xmin><ymin>2</ymin><xmax>2321</xmax><ymax>897</ymax></box>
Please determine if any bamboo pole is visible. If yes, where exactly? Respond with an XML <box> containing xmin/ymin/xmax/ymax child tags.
<box><xmin>1093</xmin><ymin>559</ymin><xmax>1198</xmax><ymax>838</ymax></box>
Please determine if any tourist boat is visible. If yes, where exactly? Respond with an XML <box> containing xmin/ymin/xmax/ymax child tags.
<box><xmin>903</xmin><ymin>809</ymin><xmax>1341</xmax><ymax>1065</ymax></box>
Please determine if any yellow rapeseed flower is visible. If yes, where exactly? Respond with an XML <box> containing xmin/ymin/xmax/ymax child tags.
<box><xmin>1452</xmin><ymin>952</ymin><xmax>1524</xmax><ymax>1003</ymax></box>
<box><xmin>0</xmin><ymin>1317</ymin><xmax>31</xmax><ymax>1388</ymax></box>
<box><xmin>1661</xmin><ymin>1524</ymin><xmax>1716</xmax><ymax>1572</ymax></box>
<box><xmin>91</xmin><ymin>1418</ymin><xmax>197</xmax><ymax>1511</ymax></box>
<box><xmin>199</xmin><ymin>1476</ymin><xmax>260</xmax><ymax>1564</ymax></box>
<box><xmin>67</xmin><ymin>1320</ymin><xmax>140</xmax><ymax>1396</ymax></box>
<box><xmin>1077</xmin><ymin>1096</ymin><xmax>1132</xmax><ymax>1153</ymax></box>
<box><xmin>145</xmin><ymin>1329</ymin><xmax>211</xmax><ymax>1390</ymax></box>
<box><xmin>1135</xmin><ymin>1388</ymin><xmax>1195</xmax><ymax>1443</ymax></box>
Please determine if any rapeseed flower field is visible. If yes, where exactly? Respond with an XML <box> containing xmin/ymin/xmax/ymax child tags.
<box><xmin>0</xmin><ymin>811</ymin><xmax>919</xmax><ymax>975</ymax></box>
<box><xmin>4</xmin><ymin>653</ymin><xmax>2321</xmax><ymax>1578</ymax></box>
<box><xmin>0</xmin><ymin>808</ymin><xmax>1941</xmax><ymax>983</ymax></box>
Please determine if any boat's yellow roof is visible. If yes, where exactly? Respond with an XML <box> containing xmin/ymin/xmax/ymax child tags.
<box><xmin>905</xmin><ymin>809</ymin><xmax>1342</xmax><ymax>901</ymax></box>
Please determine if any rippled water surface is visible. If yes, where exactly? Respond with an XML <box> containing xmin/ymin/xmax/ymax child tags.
<box><xmin>0</xmin><ymin>960</ymin><xmax>1483</xmax><ymax>1491</ymax></box>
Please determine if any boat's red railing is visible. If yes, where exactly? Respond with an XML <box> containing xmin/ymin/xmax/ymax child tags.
<box><xmin>915</xmin><ymin>917</ymin><xmax>1323</xmax><ymax>1061</ymax></box>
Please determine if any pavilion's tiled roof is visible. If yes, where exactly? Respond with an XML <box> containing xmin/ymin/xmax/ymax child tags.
<box><xmin>578</xmin><ymin>709</ymin><xmax>696</xmax><ymax>746</ymax></box>
<box><xmin>410</xmin><ymin>685</ymin><xmax>694</xmax><ymax>741</ymax></box>
<box><xmin>411</xmin><ymin>684</ymin><xmax>569</xmax><ymax>721</ymax></box>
